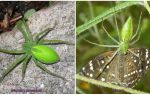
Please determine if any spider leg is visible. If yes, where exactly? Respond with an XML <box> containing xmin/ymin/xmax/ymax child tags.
<box><xmin>0</xmin><ymin>55</ymin><xmax>27</xmax><ymax>83</ymax></box>
<box><xmin>114</xmin><ymin>13</ymin><xmax>121</xmax><ymax>41</ymax></box>
<box><xmin>16</xmin><ymin>20</ymin><xmax>33</xmax><ymax>42</ymax></box>
<box><xmin>131</xmin><ymin>12</ymin><xmax>142</xmax><ymax>41</ymax></box>
<box><xmin>130</xmin><ymin>12</ymin><xmax>142</xmax><ymax>46</ymax></box>
<box><xmin>84</xmin><ymin>39</ymin><xmax>119</xmax><ymax>48</ymax></box>
<box><xmin>129</xmin><ymin>30</ymin><xmax>141</xmax><ymax>46</ymax></box>
<box><xmin>0</xmin><ymin>48</ymin><xmax>25</xmax><ymax>55</ymax></box>
<box><xmin>39</xmin><ymin>39</ymin><xmax>74</xmax><ymax>45</ymax></box>
<box><xmin>34</xmin><ymin>28</ymin><xmax>53</xmax><ymax>43</ymax></box>
<box><xmin>128</xmin><ymin>49</ymin><xmax>139</xmax><ymax>58</ymax></box>
<box><xmin>20</xmin><ymin>55</ymin><xmax>32</xmax><ymax>82</ymax></box>
<box><xmin>102</xmin><ymin>21</ymin><xmax>119</xmax><ymax>44</ymax></box>
<box><xmin>33</xmin><ymin>58</ymin><xmax>66</xmax><ymax>80</ymax></box>
<box><xmin>34</xmin><ymin>22</ymin><xmax>56</xmax><ymax>43</ymax></box>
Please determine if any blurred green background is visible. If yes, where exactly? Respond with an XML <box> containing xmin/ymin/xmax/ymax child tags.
<box><xmin>76</xmin><ymin>1</ymin><xmax>150</xmax><ymax>94</ymax></box>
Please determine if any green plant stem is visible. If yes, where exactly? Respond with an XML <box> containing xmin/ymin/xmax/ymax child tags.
<box><xmin>77</xmin><ymin>1</ymin><xmax>142</xmax><ymax>35</ymax></box>
<box><xmin>76</xmin><ymin>86</ymin><xmax>86</xmax><ymax>94</ymax></box>
<box><xmin>0</xmin><ymin>48</ymin><xmax>25</xmax><ymax>54</ymax></box>
<box><xmin>144</xmin><ymin>1</ymin><xmax>150</xmax><ymax>14</ymax></box>
<box><xmin>76</xmin><ymin>74</ymin><xmax>148</xmax><ymax>94</ymax></box>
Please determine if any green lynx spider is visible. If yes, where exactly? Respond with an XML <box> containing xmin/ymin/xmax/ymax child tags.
<box><xmin>85</xmin><ymin>13</ymin><xmax>142</xmax><ymax>73</ymax></box>
<box><xmin>0</xmin><ymin>18</ymin><xmax>72</xmax><ymax>82</ymax></box>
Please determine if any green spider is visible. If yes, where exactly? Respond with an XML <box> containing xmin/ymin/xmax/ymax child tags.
<box><xmin>0</xmin><ymin>18</ymin><xmax>73</xmax><ymax>83</ymax></box>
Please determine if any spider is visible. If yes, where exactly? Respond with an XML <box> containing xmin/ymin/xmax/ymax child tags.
<box><xmin>0</xmin><ymin>18</ymin><xmax>73</xmax><ymax>82</ymax></box>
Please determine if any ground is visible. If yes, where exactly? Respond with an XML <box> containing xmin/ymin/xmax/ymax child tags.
<box><xmin>0</xmin><ymin>1</ymin><xmax>75</xmax><ymax>94</ymax></box>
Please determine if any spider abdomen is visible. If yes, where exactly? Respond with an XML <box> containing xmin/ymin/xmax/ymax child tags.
<box><xmin>31</xmin><ymin>45</ymin><xmax>60</xmax><ymax>64</ymax></box>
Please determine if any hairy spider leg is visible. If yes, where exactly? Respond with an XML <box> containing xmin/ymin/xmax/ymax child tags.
<box><xmin>114</xmin><ymin>10</ymin><xmax>121</xmax><ymax>42</ymax></box>
<box><xmin>84</xmin><ymin>39</ymin><xmax>118</xmax><ymax>48</ymax></box>
<box><xmin>130</xmin><ymin>12</ymin><xmax>142</xmax><ymax>46</ymax></box>
<box><xmin>33</xmin><ymin>58</ymin><xmax>66</xmax><ymax>80</ymax></box>
<box><xmin>16</xmin><ymin>20</ymin><xmax>33</xmax><ymax>42</ymax></box>
<box><xmin>102</xmin><ymin>20</ymin><xmax>119</xmax><ymax>44</ymax></box>
<box><xmin>84</xmin><ymin>15</ymin><xmax>122</xmax><ymax>48</ymax></box>
<box><xmin>40</xmin><ymin>39</ymin><xmax>74</xmax><ymax>45</ymax></box>
<box><xmin>21</xmin><ymin>55</ymin><xmax>32</xmax><ymax>82</ymax></box>
<box><xmin>34</xmin><ymin>22</ymin><xmax>74</xmax><ymax>45</ymax></box>
<box><xmin>35</xmin><ymin>27</ymin><xmax>55</xmax><ymax>43</ymax></box>
<box><xmin>0</xmin><ymin>49</ymin><xmax>25</xmax><ymax>54</ymax></box>
<box><xmin>0</xmin><ymin>55</ymin><xmax>27</xmax><ymax>83</ymax></box>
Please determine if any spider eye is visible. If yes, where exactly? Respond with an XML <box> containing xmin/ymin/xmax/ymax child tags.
<box><xmin>31</xmin><ymin>45</ymin><xmax>60</xmax><ymax>64</ymax></box>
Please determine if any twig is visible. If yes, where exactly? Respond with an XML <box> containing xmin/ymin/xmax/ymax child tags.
<box><xmin>10</xmin><ymin>15</ymin><xmax>22</xmax><ymax>24</ymax></box>
<box><xmin>76</xmin><ymin>74</ymin><xmax>148</xmax><ymax>94</ymax></box>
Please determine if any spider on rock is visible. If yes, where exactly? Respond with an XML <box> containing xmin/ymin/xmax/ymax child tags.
<box><xmin>0</xmin><ymin>17</ymin><xmax>73</xmax><ymax>83</ymax></box>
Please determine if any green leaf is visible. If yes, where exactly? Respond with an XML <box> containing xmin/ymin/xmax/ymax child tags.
<box><xmin>76</xmin><ymin>2</ymin><xmax>142</xmax><ymax>35</ymax></box>
<box><xmin>24</xmin><ymin>9</ymin><xmax>36</xmax><ymax>20</ymax></box>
